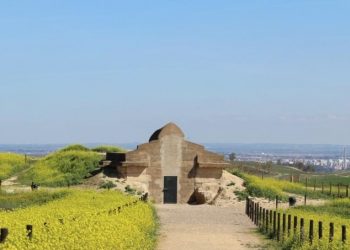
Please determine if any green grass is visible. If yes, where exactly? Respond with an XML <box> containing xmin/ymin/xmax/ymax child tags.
<box><xmin>298</xmin><ymin>174</ymin><xmax>350</xmax><ymax>187</ymax></box>
<box><xmin>0</xmin><ymin>153</ymin><xmax>29</xmax><ymax>180</ymax></box>
<box><xmin>91</xmin><ymin>145</ymin><xmax>126</xmax><ymax>153</ymax></box>
<box><xmin>18</xmin><ymin>149</ymin><xmax>103</xmax><ymax>187</ymax></box>
<box><xmin>292</xmin><ymin>199</ymin><xmax>350</xmax><ymax>219</ymax></box>
<box><xmin>0</xmin><ymin>190</ymin><xmax>68</xmax><ymax>210</ymax></box>
<box><xmin>231</xmin><ymin>161</ymin><xmax>302</xmax><ymax>178</ymax></box>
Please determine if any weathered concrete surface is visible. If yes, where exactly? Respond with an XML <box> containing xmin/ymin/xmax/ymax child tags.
<box><xmin>156</xmin><ymin>203</ymin><xmax>268</xmax><ymax>250</ymax></box>
<box><xmin>107</xmin><ymin>122</ymin><xmax>230</xmax><ymax>203</ymax></box>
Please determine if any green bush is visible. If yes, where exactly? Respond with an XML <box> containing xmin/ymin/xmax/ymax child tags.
<box><xmin>99</xmin><ymin>181</ymin><xmax>117</xmax><ymax>189</ymax></box>
<box><xmin>18</xmin><ymin>150</ymin><xmax>103</xmax><ymax>187</ymax></box>
<box><xmin>59</xmin><ymin>144</ymin><xmax>90</xmax><ymax>152</ymax></box>
<box><xmin>234</xmin><ymin>190</ymin><xmax>248</xmax><ymax>201</ymax></box>
<box><xmin>125</xmin><ymin>185</ymin><xmax>136</xmax><ymax>195</ymax></box>
<box><xmin>91</xmin><ymin>145</ymin><xmax>126</xmax><ymax>153</ymax></box>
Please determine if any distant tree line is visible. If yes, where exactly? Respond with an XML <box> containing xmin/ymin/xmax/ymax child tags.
<box><xmin>293</xmin><ymin>161</ymin><xmax>315</xmax><ymax>172</ymax></box>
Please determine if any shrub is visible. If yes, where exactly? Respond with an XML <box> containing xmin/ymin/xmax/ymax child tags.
<box><xmin>234</xmin><ymin>190</ymin><xmax>248</xmax><ymax>201</ymax></box>
<box><xmin>92</xmin><ymin>145</ymin><xmax>126</xmax><ymax>153</ymax></box>
<box><xmin>99</xmin><ymin>181</ymin><xmax>117</xmax><ymax>190</ymax></box>
<box><xmin>288</xmin><ymin>196</ymin><xmax>297</xmax><ymax>206</ymax></box>
<box><xmin>59</xmin><ymin>144</ymin><xmax>90</xmax><ymax>152</ymax></box>
<box><xmin>125</xmin><ymin>185</ymin><xmax>136</xmax><ymax>195</ymax></box>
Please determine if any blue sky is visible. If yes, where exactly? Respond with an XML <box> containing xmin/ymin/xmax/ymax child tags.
<box><xmin>1</xmin><ymin>1</ymin><xmax>350</xmax><ymax>144</ymax></box>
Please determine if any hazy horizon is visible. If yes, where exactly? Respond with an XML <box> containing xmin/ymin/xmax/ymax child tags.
<box><xmin>1</xmin><ymin>1</ymin><xmax>349</xmax><ymax>144</ymax></box>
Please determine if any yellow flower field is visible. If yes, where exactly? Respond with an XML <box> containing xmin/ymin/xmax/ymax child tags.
<box><xmin>0</xmin><ymin>190</ymin><xmax>157</xmax><ymax>250</ymax></box>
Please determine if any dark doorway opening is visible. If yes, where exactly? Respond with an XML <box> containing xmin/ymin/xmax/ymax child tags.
<box><xmin>163</xmin><ymin>176</ymin><xmax>177</xmax><ymax>204</ymax></box>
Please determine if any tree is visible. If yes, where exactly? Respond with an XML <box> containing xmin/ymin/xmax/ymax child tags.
<box><xmin>229</xmin><ymin>152</ymin><xmax>236</xmax><ymax>162</ymax></box>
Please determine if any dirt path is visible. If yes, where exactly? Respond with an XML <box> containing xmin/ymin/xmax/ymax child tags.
<box><xmin>156</xmin><ymin>203</ymin><xmax>268</xmax><ymax>250</ymax></box>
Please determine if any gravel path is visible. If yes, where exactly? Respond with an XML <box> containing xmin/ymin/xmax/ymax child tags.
<box><xmin>156</xmin><ymin>203</ymin><xmax>268</xmax><ymax>250</ymax></box>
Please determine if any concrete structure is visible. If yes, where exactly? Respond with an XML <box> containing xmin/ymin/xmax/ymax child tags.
<box><xmin>106</xmin><ymin>123</ymin><xmax>229</xmax><ymax>204</ymax></box>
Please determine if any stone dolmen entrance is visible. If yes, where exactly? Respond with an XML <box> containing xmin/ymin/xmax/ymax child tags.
<box><xmin>104</xmin><ymin>122</ymin><xmax>229</xmax><ymax>203</ymax></box>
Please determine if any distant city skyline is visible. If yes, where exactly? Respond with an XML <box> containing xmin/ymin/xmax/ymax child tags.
<box><xmin>1</xmin><ymin>1</ymin><xmax>350</xmax><ymax>144</ymax></box>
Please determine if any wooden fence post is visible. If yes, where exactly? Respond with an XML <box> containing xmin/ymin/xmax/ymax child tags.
<box><xmin>262</xmin><ymin>208</ymin><xmax>265</xmax><ymax>229</ymax></box>
<box><xmin>304</xmin><ymin>194</ymin><xmax>307</xmax><ymax>206</ymax></box>
<box><xmin>255</xmin><ymin>203</ymin><xmax>257</xmax><ymax>225</ymax></box>
<box><xmin>300</xmin><ymin>218</ymin><xmax>304</xmax><ymax>242</ymax></box>
<box><xmin>329</xmin><ymin>222</ymin><xmax>334</xmax><ymax>242</ymax></box>
<box><xmin>0</xmin><ymin>228</ymin><xmax>8</xmax><ymax>243</ymax></box>
<box><xmin>250</xmin><ymin>201</ymin><xmax>254</xmax><ymax>221</ymax></box>
<box><xmin>318</xmin><ymin>221</ymin><xmax>323</xmax><ymax>239</ymax></box>
<box><xmin>273</xmin><ymin>211</ymin><xmax>277</xmax><ymax>238</ymax></box>
<box><xmin>306</xmin><ymin>177</ymin><xmax>308</xmax><ymax>192</ymax></box>
<box><xmin>26</xmin><ymin>225</ymin><xmax>33</xmax><ymax>239</ymax></box>
<box><xmin>314</xmin><ymin>179</ymin><xmax>316</xmax><ymax>191</ymax></box>
<box><xmin>251</xmin><ymin>201</ymin><xmax>254</xmax><ymax>221</ymax></box>
<box><xmin>248</xmin><ymin>200</ymin><xmax>250</xmax><ymax>218</ymax></box>
<box><xmin>257</xmin><ymin>204</ymin><xmax>260</xmax><ymax>226</ymax></box>
<box><xmin>270</xmin><ymin>210</ymin><xmax>273</xmax><ymax>225</ymax></box>
<box><xmin>265</xmin><ymin>209</ymin><xmax>269</xmax><ymax>233</ymax></box>
<box><xmin>246</xmin><ymin>197</ymin><xmax>249</xmax><ymax>215</ymax></box>
<box><xmin>294</xmin><ymin>216</ymin><xmax>298</xmax><ymax>235</ymax></box>
<box><xmin>255</xmin><ymin>203</ymin><xmax>258</xmax><ymax>225</ymax></box>
<box><xmin>322</xmin><ymin>183</ymin><xmax>324</xmax><ymax>193</ymax></box>
<box><xmin>282</xmin><ymin>213</ymin><xmax>286</xmax><ymax>241</ymax></box>
<box><xmin>276</xmin><ymin>195</ymin><xmax>278</xmax><ymax>210</ymax></box>
<box><xmin>277</xmin><ymin>213</ymin><xmax>281</xmax><ymax>242</ymax></box>
<box><xmin>309</xmin><ymin>220</ymin><xmax>314</xmax><ymax>244</ymax></box>
<box><xmin>259</xmin><ymin>207</ymin><xmax>262</xmax><ymax>227</ymax></box>
<box><xmin>253</xmin><ymin>202</ymin><xmax>256</xmax><ymax>222</ymax></box>
<box><xmin>256</xmin><ymin>203</ymin><xmax>260</xmax><ymax>226</ymax></box>
<box><xmin>342</xmin><ymin>225</ymin><xmax>346</xmax><ymax>243</ymax></box>
<box><xmin>288</xmin><ymin>214</ymin><xmax>291</xmax><ymax>237</ymax></box>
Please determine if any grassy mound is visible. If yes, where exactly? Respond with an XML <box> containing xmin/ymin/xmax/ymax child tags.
<box><xmin>59</xmin><ymin>144</ymin><xmax>90</xmax><ymax>152</ymax></box>
<box><xmin>18</xmin><ymin>149</ymin><xmax>103</xmax><ymax>187</ymax></box>
<box><xmin>0</xmin><ymin>153</ymin><xmax>28</xmax><ymax>180</ymax></box>
<box><xmin>91</xmin><ymin>145</ymin><xmax>126</xmax><ymax>153</ymax></box>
